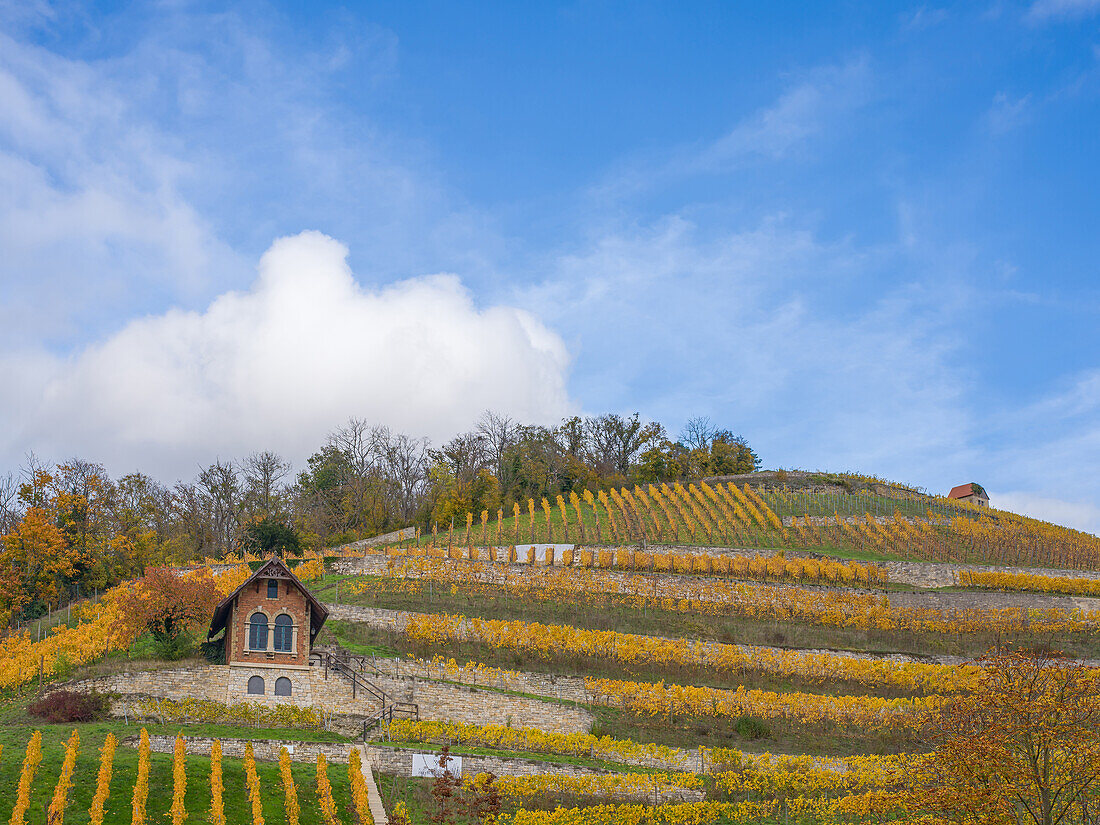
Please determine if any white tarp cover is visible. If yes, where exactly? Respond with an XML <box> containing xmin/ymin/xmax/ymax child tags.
<box><xmin>412</xmin><ymin>753</ymin><xmax>462</xmax><ymax>778</ymax></box>
<box><xmin>514</xmin><ymin>544</ymin><xmax>575</xmax><ymax>563</ymax></box>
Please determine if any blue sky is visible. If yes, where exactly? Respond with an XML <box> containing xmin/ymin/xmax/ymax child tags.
<box><xmin>1</xmin><ymin>0</ymin><xmax>1099</xmax><ymax>531</ymax></box>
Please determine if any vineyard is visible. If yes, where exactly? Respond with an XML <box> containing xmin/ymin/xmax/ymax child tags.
<box><xmin>3</xmin><ymin>472</ymin><xmax>1100</xmax><ymax>824</ymax></box>
<box><xmin>392</xmin><ymin>480</ymin><xmax>1100</xmax><ymax>569</ymax></box>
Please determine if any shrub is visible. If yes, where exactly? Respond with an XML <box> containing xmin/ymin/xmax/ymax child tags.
<box><xmin>201</xmin><ymin>636</ymin><xmax>226</xmax><ymax>664</ymax></box>
<box><xmin>733</xmin><ymin>716</ymin><xmax>771</xmax><ymax>740</ymax></box>
<box><xmin>28</xmin><ymin>690</ymin><xmax>110</xmax><ymax>723</ymax></box>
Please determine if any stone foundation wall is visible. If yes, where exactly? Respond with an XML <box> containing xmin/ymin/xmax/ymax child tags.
<box><xmin>64</xmin><ymin>666</ymin><xmax>231</xmax><ymax>702</ymax></box>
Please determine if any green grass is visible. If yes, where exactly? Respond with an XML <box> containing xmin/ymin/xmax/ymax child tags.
<box><xmin>377</xmin><ymin>483</ymin><xmax>996</xmax><ymax>560</ymax></box>
<box><xmin>0</xmin><ymin>722</ymin><xmax>355</xmax><ymax>825</ymax></box>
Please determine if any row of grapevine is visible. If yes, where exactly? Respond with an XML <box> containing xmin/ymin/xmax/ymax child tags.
<box><xmin>383</xmin><ymin>718</ymin><xmax>911</xmax><ymax>781</ymax></box>
<box><xmin>2</xmin><ymin>730</ymin><xmax>373</xmax><ymax>825</ymax></box>
<box><xmin>497</xmin><ymin>796</ymin><xmax>899</xmax><ymax>825</ymax></box>
<box><xmin>354</xmin><ymin>558</ymin><xmax>1100</xmax><ymax>636</ymax></box>
<box><xmin>382</xmin><ymin>545</ymin><xmax>888</xmax><ymax>586</ymax></box>
<box><xmin>401</xmin><ymin>613</ymin><xmax>980</xmax><ymax>695</ymax></box>
<box><xmin>956</xmin><ymin>568</ymin><xmax>1100</xmax><ymax>597</ymax></box>
<box><xmin>397</xmin><ymin>479</ymin><xmax>1100</xmax><ymax>569</ymax></box>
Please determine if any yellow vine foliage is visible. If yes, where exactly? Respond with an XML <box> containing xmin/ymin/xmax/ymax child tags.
<box><xmin>10</xmin><ymin>731</ymin><xmax>41</xmax><ymax>825</ymax></box>
<box><xmin>47</xmin><ymin>729</ymin><xmax>80</xmax><ymax>825</ymax></box>
<box><xmin>375</xmin><ymin>557</ymin><xmax>1100</xmax><ymax>637</ymax></box>
<box><xmin>88</xmin><ymin>734</ymin><xmax>116</xmax><ymax>825</ymax></box>
<box><xmin>215</xmin><ymin>564</ymin><xmax>253</xmax><ymax>595</ymax></box>
<box><xmin>0</xmin><ymin>583</ymin><xmax>137</xmax><ymax>690</ymax></box>
<box><xmin>497</xmin><ymin>797</ymin><xmax>898</xmax><ymax>825</ymax></box>
<box><xmin>170</xmin><ymin>734</ymin><xmax>187</xmax><ymax>825</ymax></box>
<box><xmin>131</xmin><ymin>729</ymin><xmax>150</xmax><ymax>825</ymax></box>
<box><xmin>280</xmin><ymin>747</ymin><xmax>300</xmax><ymax>825</ymax></box>
<box><xmin>244</xmin><ymin>742</ymin><xmax>264</xmax><ymax>825</ymax></box>
<box><xmin>210</xmin><ymin>740</ymin><xmax>225</xmax><ymax>825</ymax></box>
<box><xmin>585</xmin><ymin>677</ymin><xmax>931</xmax><ymax>730</ymax></box>
<box><xmin>316</xmin><ymin>754</ymin><xmax>342</xmax><ymax>825</ymax></box>
<box><xmin>403</xmin><ymin>612</ymin><xmax>977</xmax><ymax>695</ymax></box>
<box><xmin>470</xmin><ymin>771</ymin><xmax>702</xmax><ymax>804</ymax></box>
<box><xmin>347</xmin><ymin>748</ymin><xmax>374</xmax><ymax>825</ymax></box>
<box><xmin>958</xmin><ymin>568</ymin><xmax>1100</xmax><ymax>597</ymax></box>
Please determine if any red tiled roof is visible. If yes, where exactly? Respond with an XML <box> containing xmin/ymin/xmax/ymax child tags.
<box><xmin>948</xmin><ymin>483</ymin><xmax>983</xmax><ymax>499</ymax></box>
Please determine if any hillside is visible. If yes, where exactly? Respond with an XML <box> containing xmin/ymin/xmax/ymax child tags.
<box><xmin>405</xmin><ymin>472</ymin><xmax>1100</xmax><ymax>570</ymax></box>
<box><xmin>3</xmin><ymin>470</ymin><xmax>1100</xmax><ymax>825</ymax></box>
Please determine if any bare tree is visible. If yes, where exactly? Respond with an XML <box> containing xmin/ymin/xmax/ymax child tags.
<box><xmin>0</xmin><ymin>472</ymin><xmax>20</xmax><ymax>533</ymax></box>
<box><xmin>477</xmin><ymin>411</ymin><xmax>519</xmax><ymax>483</ymax></box>
<box><xmin>585</xmin><ymin>413</ymin><xmax>664</xmax><ymax>476</ymax></box>
<box><xmin>381</xmin><ymin>433</ymin><xmax>430</xmax><ymax>522</ymax></box>
<box><xmin>18</xmin><ymin>451</ymin><xmax>49</xmax><ymax>506</ymax></box>
<box><xmin>197</xmin><ymin>461</ymin><xmax>245</xmax><ymax>556</ymax></box>
<box><xmin>243</xmin><ymin>450</ymin><xmax>292</xmax><ymax>516</ymax></box>
<box><xmin>430</xmin><ymin>432</ymin><xmax>488</xmax><ymax>481</ymax></box>
<box><xmin>680</xmin><ymin>416</ymin><xmax>718</xmax><ymax>452</ymax></box>
<box><xmin>328</xmin><ymin>419</ymin><xmax>393</xmax><ymax>533</ymax></box>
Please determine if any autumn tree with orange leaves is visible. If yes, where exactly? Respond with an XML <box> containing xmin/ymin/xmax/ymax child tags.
<box><xmin>115</xmin><ymin>567</ymin><xmax>220</xmax><ymax>659</ymax></box>
<box><xmin>905</xmin><ymin>650</ymin><xmax>1100</xmax><ymax>825</ymax></box>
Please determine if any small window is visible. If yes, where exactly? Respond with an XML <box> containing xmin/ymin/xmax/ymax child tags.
<box><xmin>267</xmin><ymin>578</ymin><xmax>279</xmax><ymax>599</ymax></box>
<box><xmin>274</xmin><ymin>677</ymin><xmax>292</xmax><ymax>697</ymax></box>
<box><xmin>247</xmin><ymin>675</ymin><xmax>265</xmax><ymax>695</ymax></box>
<box><xmin>249</xmin><ymin>613</ymin><xmax>268</xmax><ymax>650</ymax></box>
<box><xmin>274</xmin><ymin>614</ymin><xmax>293</xmax><ymax>652</ymax></box>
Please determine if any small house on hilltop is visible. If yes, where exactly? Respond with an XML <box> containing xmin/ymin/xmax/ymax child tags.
<box><xmin>948</xmin><ymin>482</ymin><xmax>989</xmax><ymax>508</ymax></box>
<box><xmin>207</xmin><ymin>556</ymin><xmax>329</xmax><ymax>703</ymax></box>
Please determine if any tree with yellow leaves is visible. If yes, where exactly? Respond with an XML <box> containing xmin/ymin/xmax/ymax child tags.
<box><xmin>905</xmin><ymin>650</ymin><xmax>1100</xmax><ymax>825</ymax></box>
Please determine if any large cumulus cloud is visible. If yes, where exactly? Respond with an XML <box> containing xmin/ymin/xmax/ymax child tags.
<box><xmin>2</xmin><ymin>231</ymin><xmax>573</xmax><ymax>478</ymax></box>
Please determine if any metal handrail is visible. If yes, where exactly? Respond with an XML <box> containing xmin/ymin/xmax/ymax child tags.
<box><xmin>311</xmin><ymin>647</ymin><xmax>419</xmax><ymax>740</ymax></box>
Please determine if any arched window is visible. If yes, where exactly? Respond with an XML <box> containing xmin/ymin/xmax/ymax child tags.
<box><xmin>274</xmin><ymin>614</ymin><xmax>293</xmax><ymax>652</ymax></box>
<box><xmin>247</xmin><ymin>675</ymin><xmax>265</xmax><ymax>695</ymax></box>
<box><xmin>249</xmin><ymin>612</ymin><xmax>268</xmax><ymax>650</ymax></box>
<box><xmin>267</xmin><ymin>578</ymin><xmax>279</xmax><ymax>599</ymax></box>
<box><xmin>274</xmin><ymin>677</ymin><xmax>292</xmax><ymax>697</ymax></box>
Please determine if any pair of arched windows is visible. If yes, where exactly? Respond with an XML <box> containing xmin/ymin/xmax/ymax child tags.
<box><xmin>247</xmin><ymin>675</ymin><xmax>292</xmax><ymax>696</ymax></box>
<box><xmin>248</xmin><ymin>612</ymin><xmax>293</xmax><ymax>651</ymax></box>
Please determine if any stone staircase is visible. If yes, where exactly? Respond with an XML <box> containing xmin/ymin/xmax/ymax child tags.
<box><xmin>310</xmin><ymin>647</ymin><xmax>418</xmax><ymax>736</ymax></box>
<box><xmin>354</xmin><ymin>746</ymin><xmax>390</xmax><ymax>825</ymax></box>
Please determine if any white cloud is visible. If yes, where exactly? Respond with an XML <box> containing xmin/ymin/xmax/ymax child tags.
<box><xmin>0</xmin><ymin>231</ymin><xmax>574</xmax><ymax>479</ymax></box>
<box><xmin>0</xmin><ymin>10</ymin><xmax>495</xmax><ymax>351</ymax></box>
<box><xmin>590</xmin><ymin>59</ymin><xmax>872</xmax><ymax>203</ymax></box>
<box><xmin>1027</xmin><ymin>0</ymin><xmax>1100</xmax><ymax>20</ymax></box>
<box><xmin>525</xmin><ymin>215</ymin><xmax>976</xmax><ymax>487</ymax></box>
<box><xmin>992</xmin><ymin>492</ymin><xmax>1100</xmax><ymax>535</ymax></box>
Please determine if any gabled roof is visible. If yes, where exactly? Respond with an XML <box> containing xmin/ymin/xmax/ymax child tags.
<box><xmin>207</xmin><ymin>555</ymin><xmax>329</xmax><ymax>641</ymax></box>
<box><xmin>948</xmin><ymin>483</ymin><xmax>986</xmax><ymax>500</ymax></box>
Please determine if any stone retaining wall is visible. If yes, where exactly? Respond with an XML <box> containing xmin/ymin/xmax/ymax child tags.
<box><xmin>333</xmin><ymin>540</ymin><xmax>1100</xmax><ymax>591</ymax></box>
<box><xmin>63</xmin><ymin>659</ymin><xmax>592</xmax><ymax>735</ymax></box>
<box><xmin>131</xmin><ymin>735</ymin><xmax>701</xmax><ymax>802</ymax></box>
<box><xmin>331</xmin><ymin>554</ymin><xmax>1100</xmax><ymax>610</ymax></box>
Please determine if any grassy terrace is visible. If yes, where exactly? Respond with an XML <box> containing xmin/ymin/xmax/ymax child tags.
<box><xmin>0</xmin><ymin>722</ymin><xmax>355</xmax><ymax>825</ymax></box>
<box><xmin>315</xmin><ymin>574</ymin><xmax>1100</xmax><ymax>660</ymax></box>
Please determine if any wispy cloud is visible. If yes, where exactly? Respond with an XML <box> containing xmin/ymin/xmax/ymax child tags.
<box><xmin>590</xmin><ymin>58</ymin><xmax>873</xmax><ymax>202</ymax></box>
<box><xmin>1026</xmin><ymin>0</ymin><xmax>1100</xmax><ymax>21</ymax></box>
<box><xmin>986</xmin><ymin>92</ymin><xmax>1032</xmax><ymax>133</ymax></box>
<box><xmin>524</xmin><ymin>213</ymin><xmax>976</xmax><ymax>489</ymax></box>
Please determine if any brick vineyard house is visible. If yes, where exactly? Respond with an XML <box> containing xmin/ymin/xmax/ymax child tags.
<box><xmin>208</xmin><ymin>556</ymin><xmax>329</xmax><ymax>702</ymax></box>
<box><xmin>947</xmin><ymin>482</ymin><xmax>989</xmax><ymax>508</ymax></box>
